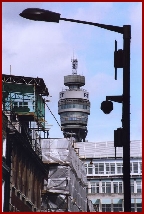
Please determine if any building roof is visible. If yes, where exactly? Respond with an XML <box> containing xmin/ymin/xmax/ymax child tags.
<box><xmin>2</xmin><ymin>74</ymin><xmax>49</xmax><ymax>96</ymax></box>
<box><xmin>75</xmin><ymin>140</ymin><xmax>142</xmax><ymax>159</ymax></box>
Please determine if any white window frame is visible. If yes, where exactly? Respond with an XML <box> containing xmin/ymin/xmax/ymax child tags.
<box><xmin>136</xmin><ymin>180</ymin><xmax>142</xmax><ymax>193</ymax></box>
<box><xmin>113</xmin><ymin>181</ymin><xmax>123</xmax><ymax>193</ymax></box>
<box><xmin>102</xmin><ymin>181</ymin><xmax>111</xmax><ymax>193</ymax></box>
<box><xmin>116</xmin><ymin>163</ymin><xmax>123</xmax><ymax>174</ymax></box>
<box><xmin>91</xmin><ymin>182</ymin><xmax>99</xmax><ymax>193</ymax></box>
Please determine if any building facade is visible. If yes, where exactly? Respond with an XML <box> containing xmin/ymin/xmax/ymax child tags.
<box><xmin>41</xmin><ymin>138</ymin><xmax>95</xmax><ymax>212</ymax></box>
<box><xmin>2</xmin><ymin>74</ymin><xmax>49</xmax><ymax>211</ymax></box>
<box><xmin>75</xmin><ymin>140</ymin><xmax>142</xmax><ymax>212</ymax></box>
<box><xmin>2</xmin><ymin>113</ymin><xmax>10</xmax><ymax>211</ymax></box>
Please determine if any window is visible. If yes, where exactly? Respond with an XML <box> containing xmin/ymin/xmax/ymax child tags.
<box><xmin>13</xmin><ymin>102</ymin><xmax>18</xmax><ymax>108</ymax></box>
<box><xmin>23</xmin><ymin>102</ymin><xmax>28</xmax><ymax>107</ymax></box>
<box><xmin>113</xmin><ymin>204</ymin><xmax>122</xmax><ymax>212</ymax></box>
<box><xmin>94</xmin><ymin>163</ymin><xmax>104</xmax><ymax>174</ymax></box>
<box><xmin>113</xmin><ymin>182</ymin><xmax>118</xmax><ymax>193</ymax></box>
<box><xmin>19</xmin><ymin>102</ymin><xmax>22</xmax><ymax>107</ymax></box>
<box><xmin>105</xmin><ymin>163</ymin><xmax>116</xmax><ymax>174</ymax></box>
<box><xmin>119</xmin><ymin>182</ymin><xmax>123</xmax><ymax>193</ymax></box>
<box><xmin>131</xmin><ymin>181</ymin><xmax>134</xmax><ymax>193</ymax></box>
<box><xmin>99</xmin><ymin>163</ymin><xmax>104</xmax><ymax>174</ymax></box>
<box><xmin>106</xmin><ymin>182</ymin><xmax>111</xmax><ymax>193</ymax></box>
<box><xmin>133</xmin><ymin>162</ymin><xmax>138</xmax><ymax>173</ymax></box>
<box><xmin>130</xmin><ymin>163</ymin><xmax>132</xmax><ymax>173</ymax></box>
<box><xmin>106</xmin><ymin>163</ymin><xmax>110</xmax><ymax>174</ymax></box>
<box><xmin>102</xmin><ymin>182</ymin><xmax>111</xmax><ymax>193</ymax></box>
<box><xmin>139</xmin><ymin>162</ymin><xmax>142</xmax><ymax>173</ymax></box>
<box><xmin>102</xmin><ymin>182</ymin><xmax>105</xmax><ymax>193</ymax></box>
<box><xmin>113</xmin><ymin>182</ymin><xmax>123</xmax><ymax>193</ymax></box>
<box><xmin>110</xmin><ymin>163</ymin><xmax>115</xmax><ymax>174</ymax></box>
<box><xmin>131</xmin><ymin>203</ymin><xmax>135</xmax><ymax>212</ymax></box>
<box><xmin>117</xmin><ymin>163</ymin><xmax>123</xmax><ymax>174</ymax></box>
<box><xmin>137</xmin><ymin>203</ymin><xmax>142</xmax><ymax>212</ymax></box>
<box><xmin>94</xmin><ymin>164</ymin><xmax>98</xmax><ymax>174</ymax></box>
<box><xmin>88</xmin><ymin>164</ymin><xmax>93</xmax><ymax>174</ymax></box>
<box><xmin>102</xmin><ymin>204</ymin><xmax>111</xmax><ymax>212</ymax></box>
<box><xmin>136</xmin><ymin>181</ymin><xmax>142</xmax><ymax>193</ymax></box>
<box><xmin>91</xmin><ymin>182</ymin><xmax>99</xmax><ymax>193</ymax></box>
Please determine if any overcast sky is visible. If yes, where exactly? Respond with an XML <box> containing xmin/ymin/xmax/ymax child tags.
<box><xmin>2</xmin><ymin>2</ymin><xmax>142</xmax><ymax>142</ymax></box>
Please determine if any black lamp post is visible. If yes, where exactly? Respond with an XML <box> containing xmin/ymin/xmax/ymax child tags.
<box><xmin>19</xmin><ymin>8</ymin><xmax>131</xmax><ymax>212</ymax></box>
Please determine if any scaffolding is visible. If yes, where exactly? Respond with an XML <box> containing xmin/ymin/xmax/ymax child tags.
<box><xmin>2</xmin><ymin>75</ymin><xmax>49</xmax><ymax>128</ymax></box>
<box><xmin>41</xmin><ymin>138</ymin><xmax>88</xmax><ymax>212</ymax></box>
<box><xmin>2</xmin><ymin>74</ymin><xmax>50</xmax><ymax>157</ymax></box>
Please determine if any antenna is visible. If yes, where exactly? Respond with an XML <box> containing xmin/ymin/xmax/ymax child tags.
<box><xmin>71</xmin><ymin>58</ymin><xmax>78</xmax><ymax>75</ymax></box>
<box><xmin>10</xmin><ymin>65</ymin><xmax>11</xmax><ymax>75</ymax></box>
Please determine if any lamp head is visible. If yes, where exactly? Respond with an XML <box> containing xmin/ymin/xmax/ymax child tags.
<box><xmin>19</xmin><ymin>8</ymin><xmax>60</xmax><ymax>23</ymax></box>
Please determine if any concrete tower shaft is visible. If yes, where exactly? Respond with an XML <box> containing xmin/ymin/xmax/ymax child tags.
<box><xmin>58</xmin><ymin>59</ymin><xmax>90</xmax><ymax>142</ymax></box>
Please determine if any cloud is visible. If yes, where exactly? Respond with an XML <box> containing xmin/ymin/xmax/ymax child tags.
<box><xmin>2</xmin><ymin>20</ymin><xmax>73</xmax><ymax>99</ymax></box>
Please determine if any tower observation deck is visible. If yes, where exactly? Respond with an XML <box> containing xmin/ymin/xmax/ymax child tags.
<box><xmin>58</xmin><ymin>59</ymin><xmax>90</xmax><ymax>142</ymax></box>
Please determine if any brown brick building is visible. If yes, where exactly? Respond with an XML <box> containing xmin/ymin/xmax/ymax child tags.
<box><xmin>2</xmin><ymin>74</ymin><xmax>49</xmax><ymax>211</ymax></box>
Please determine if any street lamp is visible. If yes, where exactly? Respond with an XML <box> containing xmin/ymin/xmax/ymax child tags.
<box><xmin>19</xmin><ymin>8</ymin><xmax>131</xmax><ymax>212</ymax></box>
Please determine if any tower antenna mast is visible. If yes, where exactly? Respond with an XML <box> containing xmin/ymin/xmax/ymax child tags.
<box><xmin>71</xmin><ymin>58</ymin><xmax>78</xmax><ymax>75</ymax></box>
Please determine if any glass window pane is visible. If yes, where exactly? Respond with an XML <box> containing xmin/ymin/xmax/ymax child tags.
<box><xmin>102</xmin><ymin>204</ymin><xmax>105</xmax><ymax>212</ymax></box>
<box><xmin>24</xmin><ymin>102</ymin><xmax>28</xmax><ymax>107</ymax></box>
<box><xmin>110</xmin><ymin>163</ymin><xmax>115</xmax><ymax>174</ymax></box>
<box><xmin>131</xmin><ymin>181</ymin><xmax>134</xmax><ymax>193</ymax></box>
<box><xmin>119</xmin><ymin>182</ymin><xmax>123</xmax><ymax>193</ymax></box>
<box><xmin>19</xmin><ymin>102</ymin><xmax>22</xmax><ymax>107</ymax></box>
<box><xmin>113</xmin><ymin>182</ymin><xmax>118</xmax><ymax>193</ymax></box>
<box><xmin>117</xmin><ymin>163</ymin><xmax>123</xmax><ymax>174</ymax></box>
<box><xmin>91</xmin><ymin>182</ymin><xmax>99</xmax><ymax>193</ymax></box>
<box><xmin>133</xmin><ymin>162</ymin><xmax>138</xmax><ymax>173</ymax></box>
<box><xmin>137</xmin><ymin>203</ymin><xmax>142</xmax><ymax>212</ymax></box>
<box><xmin>88</xmin><ymin>164</ymin><xmax>93</xmax><ymax>174</ymax></box>
<box><xmin>130</xmin><ymin>163</ymin><xmax>132</xmax><ymax>173</ymax></box>
<box><xmin>99</xmin><ymin>163</ymin><xmax>104</xmax><ymax>174</ymax></box>
<box><xmin>102</xmin><ymin>182</ymin><xmax>105</xmax><ymax>193</ymax></box>
<box><xmin>136</xmin><ymin>181</ymin><xmax>142</xmax><ymax>193</ymax></box>
<box><xmin>106</xmin><ymin>182</ymin><xmax>111</xmax><ymax>193</ymax></box>
<box><xmin>131</xmin><ymin>203</ymin><xmax>135</xmax><ymax>212</ymax></box>
<box><xmin>102</xmin><ymin>204</ymin><xmax>111</xmax><ymax>212</ymax></box>
<box><xmin>94</xmin><ymin>164</ymin><xmax>98</xmax><ymax>174</ymax></box>
<box><xmin>14</xmin><ymin>102</ymin><xmax>18</xmax><ymax>107</ymax></box>
<box><xmin>113</xmin><ymin>204</ymin><xmax>122</xmax><ymax>212</ymax></box>
<box><xmin>106</xmin><ymin>204</ymin><xmax>111</xmax><ymax>212</ymax></box>
<box><xmin>106</xmin><ymin>163</ymin><xmax>110</xmax><ymax>174</ymax></box>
